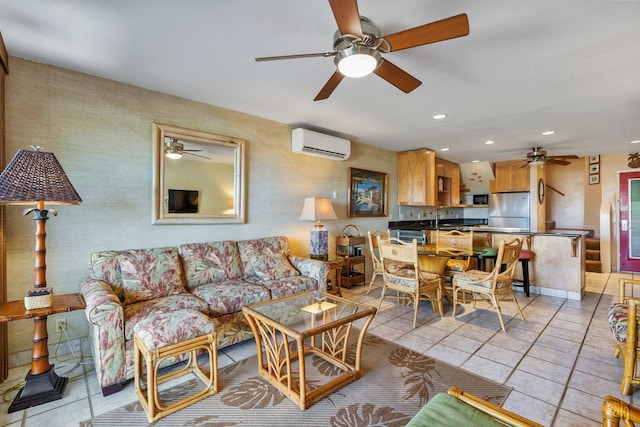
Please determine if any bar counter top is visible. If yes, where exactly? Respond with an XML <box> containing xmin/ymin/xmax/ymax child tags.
<box><xmin>388</xmin><ymin>220</ymin><xmax>590</xmax><ymax>238</ymax></box>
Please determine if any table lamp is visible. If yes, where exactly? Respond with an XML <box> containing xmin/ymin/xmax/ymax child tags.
<box><xmin>299</xmin><ymin>197</ymin><xmax>337</xmax><ymax>260</ymax></box>
<box><xmin>0</xmin><ymin>146</ymin><xmax>82</xmax><ymax>411</ymax></box>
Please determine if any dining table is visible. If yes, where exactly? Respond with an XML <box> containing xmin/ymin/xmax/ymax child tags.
<box><xmin>417</xmin><ymin>244</ymin><xmax>498</xmax><ymax>271</ymax></box>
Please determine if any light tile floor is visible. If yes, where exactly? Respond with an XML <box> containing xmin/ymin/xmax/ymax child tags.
<box><xmin>0</xmin><ymin>271</ymin><xmax>637</xmax><ymax>426</ymax></box>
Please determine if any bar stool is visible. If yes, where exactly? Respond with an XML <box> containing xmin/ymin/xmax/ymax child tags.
<box><xmin>513</xmin><ymin>249</ymin><xmax>532</xmax><ymax>297</ymax></box>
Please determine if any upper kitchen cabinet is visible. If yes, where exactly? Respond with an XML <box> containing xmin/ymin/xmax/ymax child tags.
<box><xmin>398</xmin><ymin>149</ymin><xmax>461</xmax><ymax>206</ymax></box>
<box><xmin>398</xmin><ymin>149</ymin><xmax>436</xmax><ymax>206</ymax></box>
<box><xmin>491</xmin><ymin>161</ymin><xmax>530</xmax><ymax>193</ymax></box>
<box><xmin>436</xmin><ymin>158</ymin><xmax>461</xmax><ymax>206</ymax></box>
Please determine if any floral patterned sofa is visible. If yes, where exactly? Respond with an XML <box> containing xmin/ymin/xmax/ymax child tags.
<box><xmin>80</xmin><ymin>236</ymin><xmax>328</xmax><ymax>396</ymax></box>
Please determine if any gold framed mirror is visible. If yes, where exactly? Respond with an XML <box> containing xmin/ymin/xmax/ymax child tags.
<box><xmin>152</xmin><ymin>123</ymin><xmax>246</xmax><ymax>224</ymax></box>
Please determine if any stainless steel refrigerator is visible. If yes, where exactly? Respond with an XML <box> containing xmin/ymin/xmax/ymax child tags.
<box><xmin>488</xmin><ymin>192</ymin><xmax>530</xmax><ymax>229</ymax></box>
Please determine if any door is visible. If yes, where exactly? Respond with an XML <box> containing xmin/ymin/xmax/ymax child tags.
<box><xmin>620</xmin><ymin>171</ymin><xmax>640</xmax><ymax>271</ymax></box>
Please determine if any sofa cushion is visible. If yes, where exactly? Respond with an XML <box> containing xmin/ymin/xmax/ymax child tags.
<box><xmin>124</xmin><ymin>294</ymin><xmax>209</xmax><ymax>341</ymax></box>
<box><xmin>189</xmin><ymin>279</ymin><xmax>271</xmax><ymax>318</ymax></box>
<box><xmin>237</xmin><ymin>236</ymin><xmax>292</xmax><ymax>279</ymax></box>
<box><xmin>133</xmin><ymin>309</ymin><xmax>214</xmax><ymax>351</ymax></box>
<box><xmin>252</xmin><ymin>276</ymin><xmax>318</xmax><ymax>299</ymax></box>
<box><xmin>120</xmin><ymin>247</ymin><xmax>186</xmax><ymax>304</ymax></box>
<box><xmin>608</xmin><ymin>302</ymin><xmax>628</xmax><ymax>343</ymax></box>
<box><xmin>250</xmin><ymin>253</ymin><xmax>300</xmax><ymax>280</ymax></box>
<box><xmin>88</xmin><ymin>249</ymin><xmax>137</xmax><ymax>301</ymax></box>
<box><xmin>179</xmin><ymin>240</ymin><xmax>243</xmax><ymax>290</ymax></box>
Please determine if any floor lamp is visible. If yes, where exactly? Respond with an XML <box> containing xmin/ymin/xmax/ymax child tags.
<box><xmin>0</xmin><ymin>146</ymin><xmax>82</xmax><ymax>411</ymax></box>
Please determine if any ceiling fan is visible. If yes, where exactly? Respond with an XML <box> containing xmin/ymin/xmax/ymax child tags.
<box><xmin>255</xmin><ymin>0</ymin><xmax>469</xmax><ymax>101</ymax></box>
<box><xmin>164</xmin><ymin>138</ymin><xmax>210</xmax><ymax>160</ymax></box>
<box><xmin>519</xmin><ymin>147</ymin><xmax>579</xmax><ymax>167</ymax></box>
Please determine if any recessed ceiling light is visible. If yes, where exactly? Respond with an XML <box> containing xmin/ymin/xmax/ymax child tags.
<box><xmin>433</xmin><ymin>114</ymin><xmax>447</xmax><ymax>120</ymax></box>
<box><xmin>484</xmin><ymin>140</ymin><xmax>495</xmax><ymax>145</ymax></box>
<box><xmin>630</xmin><ymin>140</ymin><xmax>640</xmax><ymax>144</ymax></box>
<box><xmin>542</xmin><ymin>130</ymin><xmax>555</xmax><ymax>136</ymax></box>
<box><xmin>440</xmin><ymin>148</ymin><xmax>449</xmax><ymax>151</ymax></box>
<box><xmin>471</xmin><ymin>160</ymin><xmax>480</xmax><ymax>163</ymax></box>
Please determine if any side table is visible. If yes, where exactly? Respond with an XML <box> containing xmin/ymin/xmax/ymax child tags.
<box><xmin>0</xmin><ymin>293</ymin><xmax>86</xmax><ymax>412</ymax></box>
<box><xmin>320</xmin><ymin>258</ymin><xmax>343</xmax><ymax>297</ymax></box>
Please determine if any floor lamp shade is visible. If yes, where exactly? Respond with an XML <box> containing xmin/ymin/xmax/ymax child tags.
<box><xmin>299</xmin><ymin>197</ymin><xmax>337</xmax><ymax>260</ymax></box>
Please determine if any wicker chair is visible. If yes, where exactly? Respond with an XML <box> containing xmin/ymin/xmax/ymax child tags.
<box><xmin>366</xmin><ymin>229</ymin><xmax>390</xmax><ymax>294</ymax></box>
<box><xmin>607</xmin><ymin>278</ymin><xmax>640</xmax><ymax>394</ymax></box>
<box><xmin>377</xmin><ymin>237</ymin><xmax>443</xmax><ymax>328</ymax></box>
<box><xmin>407</xmin><ymin>386</ymin><xmax>544</xmax><ymax>427</ymax></box>
<box><xmin>451</xmin><ymin>238</ymin><xmax>525</xmax><ymax>332</ymax></box>
<box><xmin>602</xmin><ymin>395</ymin><xmax>640</xmax><ymax>426</ymax></box>
<box><xmin>435</xmin><ymin>230</ymin><xmax>474</xmax><ymax>279</ymax></box>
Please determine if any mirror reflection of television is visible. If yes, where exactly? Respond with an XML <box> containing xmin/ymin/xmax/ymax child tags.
<box><xmin>168</xmin><ymin>189</ymin><xmax>199</xmax><ymax>213</ymax></box>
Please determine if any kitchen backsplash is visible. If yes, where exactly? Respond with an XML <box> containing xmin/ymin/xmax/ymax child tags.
<box><xmin>398</xmin><ymin>205</ymin><xmax>488</xmax><ymax>221</ymax></box>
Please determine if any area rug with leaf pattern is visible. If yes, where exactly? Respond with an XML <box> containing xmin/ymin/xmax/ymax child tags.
<box><xmin>80</xmin><ymin>333</ymin><xmax>511</xmax><ymax>426</ymax></box>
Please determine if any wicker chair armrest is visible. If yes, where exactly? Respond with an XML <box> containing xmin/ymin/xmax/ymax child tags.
<box><xmin>619</xmin><ymin>278</ymin><xmax>640</xmax><ymax>304</ymax></box>
<box><xmin>602</xmin><ymin>395</ymin><xmax>640</xmax><ymax>426</ymax></box>
<box><xmin>448</xmin><ymin>386</ymin><xmax>544</xmax><ymax>427</ymax></box>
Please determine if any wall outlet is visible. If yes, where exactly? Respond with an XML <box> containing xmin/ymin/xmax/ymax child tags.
<box><xmin>55</xmin><ymin>318</ymin><xmax>67</xmax><ymax>332</ymax></box>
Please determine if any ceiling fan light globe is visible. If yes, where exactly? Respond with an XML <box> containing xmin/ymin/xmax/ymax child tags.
<box><xmin>529</xmin><ymin>160</ymin><xmax>544</xmax><ymax>167</ymax></box>
<box><xmin>166</xmin><ymin>151</ymin><xmax>182</xmax><ymax>160</ymax></box>
<box><xmin>335</xmin><ymin>45</ymin><xmax>381</xmax><ymax>78</ymax></box>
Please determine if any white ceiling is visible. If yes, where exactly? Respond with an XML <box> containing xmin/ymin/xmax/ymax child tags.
<box><xmin>1</xmin><ymin>0</ymin><xmax>639</xmax><ymax>164</ymax></box>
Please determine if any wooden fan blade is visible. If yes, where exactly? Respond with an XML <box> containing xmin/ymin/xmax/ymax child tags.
<box><xmin>328</xmin><ymin>0</ymin><xmax>363</xmax><ymax>37</ymax></box>
<box><xmin>255</xmin><ymin>52</ymin><xmax>336</xmax><ymax>62</ymax></box>
<box><xmin>314</xmin><ymin>71</ymin><xmax>345</xmax><ymax>101</ymax></box>
<box><xmin>384</xmin><ymin>14</ymin><xmax>469</xmax><ymax>52</ymax></box>
<box><xmin>185</xmin><ymin>152</ymin><xmax>211</xmax><ymax>160</ymax></box>
<box><xmin>547</xmin><ymin>158</ymin><xmax>571</xmax><ymax>166</ymax></box>
<box><xmin>373</xmin><ymin>59</ymin><xmax>422</xmax><ymax>93</ymax></box>
<box><xmin>548</xmin><ymin>155</ymin><xmax>579</xmax><ymax>160</ymax></box>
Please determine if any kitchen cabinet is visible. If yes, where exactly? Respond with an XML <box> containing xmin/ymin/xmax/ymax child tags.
<box><xmin>398</xmin><ymin>149</ymin><xmax>461</xmax><ymax>206</ymax></box>
<box><xmin>492</xmin><ymin>161</ymin><xmax>530</xmax><ymax>192</ymax></box>
<box><xmin>436</xmin><ymin>158</ymin><xmax>461</xmax><ymax>206</ymax></box>
<box><xmin>398</xmin><ymin>149</ymin><xmax>436</xmax><ymax>206</ymax></box>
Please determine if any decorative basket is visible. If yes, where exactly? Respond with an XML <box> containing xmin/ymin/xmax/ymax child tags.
<box><xmin>24</xmin><ymin>288</ymin><xmax>54</xmax><ymax>310</ymax></box>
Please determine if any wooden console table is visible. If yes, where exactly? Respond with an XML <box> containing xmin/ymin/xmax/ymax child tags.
<box><xmin>0</xmin><ymin>293</ymin><xmax>86</xmax><ymax>412</ymax></box>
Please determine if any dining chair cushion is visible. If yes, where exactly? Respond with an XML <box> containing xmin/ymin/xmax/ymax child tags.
<box><xmin>454</xmin><ymin>270</ymin><xmax>495</xmax><ymax>289</ymax></box>
<box><xmin>446</xmin><ymin>259</ymin><xmax>468</xmax><ymax>273</ymax></box>
<box><xmin>608</xmin><ymin>302</ymin><xmax>628</xmax><ymax>343</ymax></box>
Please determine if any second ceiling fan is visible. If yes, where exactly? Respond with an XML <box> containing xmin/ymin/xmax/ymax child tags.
<box><xmin>255</xmin><ymin>0</ymin><xmax>470</xmax><ymax>101</ymax></box>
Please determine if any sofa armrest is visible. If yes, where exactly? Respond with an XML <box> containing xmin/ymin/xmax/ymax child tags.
<box><xmin>80</xmin><ymin>278</ymin><xmax>127</xmax><ymax>393</ymax></box>
<box><xmin>289</xmin><ymin>256</ymin><xmax>330</xmax><ymax>292</ymax></box>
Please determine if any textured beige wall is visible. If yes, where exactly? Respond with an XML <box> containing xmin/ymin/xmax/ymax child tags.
<box><xmin>4</xmin><ymin>58</ymin><xmax>397</xmax><ymax>353</ymax></box>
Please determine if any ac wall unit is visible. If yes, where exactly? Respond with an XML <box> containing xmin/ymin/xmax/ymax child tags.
<box><xmin>291</xmin><ymin>128</ymin><xmax>351</xmax><ymax>161</ymax></box>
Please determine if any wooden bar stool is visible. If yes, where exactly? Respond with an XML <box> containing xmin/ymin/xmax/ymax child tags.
<box><xmin>134</xmin><ymin>309</ymin><xmax>218</xmax><ymax>422</ymax></box>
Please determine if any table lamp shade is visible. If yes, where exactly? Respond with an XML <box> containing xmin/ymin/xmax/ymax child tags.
<box><xmin>299</xmin><ymin>197</ymin><xmax>337</xmax><ymax>260</ymax></box>
<box><xmin>0</xmin><ymin>148</ymin><xmax>82</xmax><ymax>205</ymax></box>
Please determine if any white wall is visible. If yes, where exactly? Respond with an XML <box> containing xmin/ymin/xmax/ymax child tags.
<box><xmin>4</xmin><ymin>58</ymin><xmax>398</xmax><ymax>353</ymax></box>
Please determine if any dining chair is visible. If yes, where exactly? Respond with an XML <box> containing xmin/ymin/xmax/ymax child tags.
<box><xmin>608</xmin><ymin>278</ymin><xmax>640</xmax><ymax>394</ymax></box>
<box><xmin>451</xmin><ymin>237</ymin><xmax>525</xmax><ymax>332</ymax></box>
<box><xmin>377</xmin><ymin>236</ymin><xmax>443</xmax><ymax>328</ymax></box>
<box><xmin>366</xmin><ymin>229</ymin><xmax>390</xmax><ymax>294</ymax></box>
<box><xmin>435</xmin><ymin>230</ymin><xmax>474</xmax><ymax>279</ymax></box>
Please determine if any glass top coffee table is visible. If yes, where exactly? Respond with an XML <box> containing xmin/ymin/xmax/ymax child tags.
<box><xmin>242</xmin><ymin>291</ymin><xmax>376</xmax><ymax>410</ymax></box>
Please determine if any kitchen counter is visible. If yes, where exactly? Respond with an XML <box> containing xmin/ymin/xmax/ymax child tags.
<box><xmin>389</xmin><ymin>220</ymin><xmax>586</xmax><ymax>300</ymax></box>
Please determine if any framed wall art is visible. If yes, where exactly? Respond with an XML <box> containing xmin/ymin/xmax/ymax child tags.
<box><xmin>589</xmin><ymin>163</ymin><xmax>600</xmax><ymax>174</ymax></box>
<box><xmin>348</xmin><ymin>167</ymin><xmax>388</xmax><ymax>217</ymax></box>
<box><xmin>589</xmin><ymin>155</ymin><xmax>600</xmax><ymax>164</ymax></box>
<box><xmin>589</xmin><ymin>174</ymin><xmax>600</xmax><ymax>185</ymax></box>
